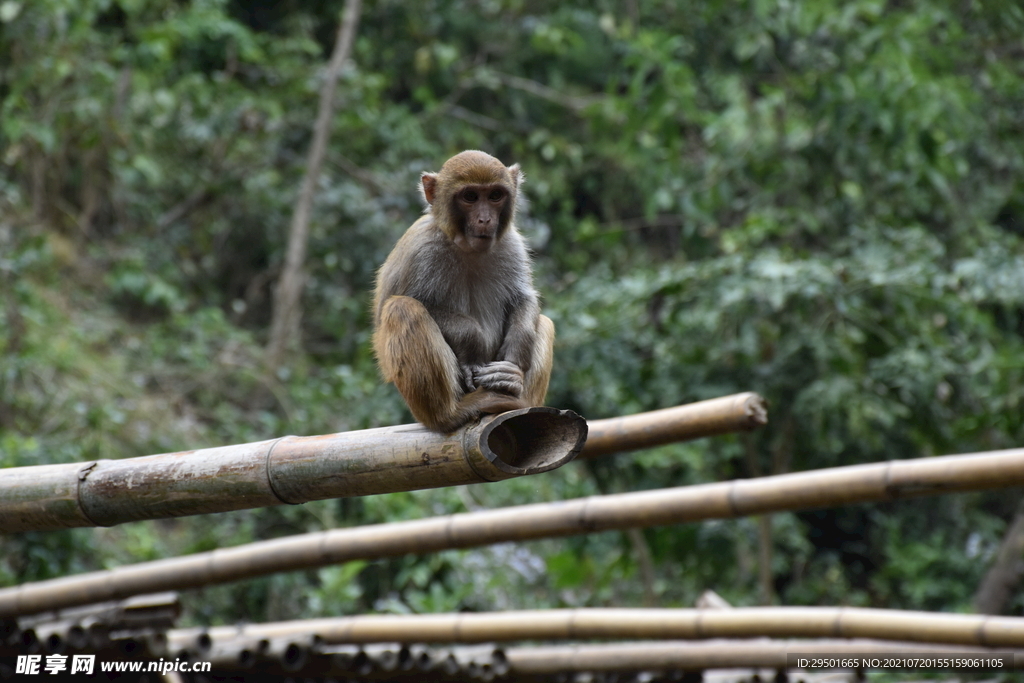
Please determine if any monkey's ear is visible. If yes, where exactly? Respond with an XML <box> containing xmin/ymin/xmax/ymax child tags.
<box><xmin>420</xmin><ymin>173</ymin><xmax>438</xmax><ymax>206</ymax></box>
<box><xmin>508</xmin><ymin>164</ymin><xmax>524</xmax><ymax>189</ymax></box>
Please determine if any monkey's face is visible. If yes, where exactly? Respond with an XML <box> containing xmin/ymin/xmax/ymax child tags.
<box><xmin>453</xmin><ymin>184</ymin><xmax>510</xmax><ymax>253</ymax></box>
<box><xmin>421</xmin><ymin>151</ymin><xmax>522</xmax><ymax>252</ymax></box>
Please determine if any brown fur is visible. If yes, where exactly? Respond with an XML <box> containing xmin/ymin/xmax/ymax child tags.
<box><xmin>372</xmin><ymin>151</ymin><xmax>553</xmax><ymax>433</ymax></box>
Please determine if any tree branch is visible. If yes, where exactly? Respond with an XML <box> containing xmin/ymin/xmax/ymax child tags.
<box><xmin>492</xmin><ymin>71</ymin><xmax>603</xmax><ymax>112</ymax></box>
<box><xmin>265</xmin><ymin>0</ymin><xmax>361</xmax><ymax>374</ymax></box>
<box><xmin>973</xmin><ymin>500</ymin><xmax>1024</xmax><ymax>615</ymax></box>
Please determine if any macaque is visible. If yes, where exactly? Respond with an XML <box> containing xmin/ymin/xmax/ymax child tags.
<box><xmin>373</xmin><ymin>150</ymin><xmax>554</xmax><ymax>433</ymax></box>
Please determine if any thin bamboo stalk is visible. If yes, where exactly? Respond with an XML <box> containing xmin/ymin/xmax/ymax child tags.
<box><xmin>165</xmin><ymin>608</ymin><xmax>1024</xmax><ymax>648</ymax></box>
<box><xmin>0</xmin><ymin>407</ymin><xmax>586</xmax><ymax>533</ymax></box>
<box><xmin>580</xmin><ymin>392</ymin><xmax>767</xmax><ymax>459</ymax></box>
<box><xmin>19</xmin><ymin>592</ymin><xmax>180</xmax><ymax>629</ymax></box>
<box><xmin>3</xmin><ymin>446</ymin><xmax>1023</xmax><ymax>617</ymax></box>
<box><xmin>502</xmin><ymin>639</ymin><xmax>1023</xmax><ymax>672</ymax></box>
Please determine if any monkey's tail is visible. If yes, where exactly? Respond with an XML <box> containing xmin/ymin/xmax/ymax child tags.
<box><xmin>427</xmin><ymin>389</ymin><xmax>527</xmax><ymax>434</ymax></box>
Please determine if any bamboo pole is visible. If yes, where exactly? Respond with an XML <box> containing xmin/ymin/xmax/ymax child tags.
<box><xmin>580</xmin><ymin>392</ymin><xmax>767</xmax><ymax>459</ymax></box>
<box><xmin>0</xmin><ymin>407</ymin><xmax>586</xmax><ymax>533</ymax></box>
<box><xmin>174</xmin><ymin>638</ymin><xmax>1022</xmax><ymax>675</ymax></box>
<box><xmin>3</xmin><ymin>447</ymin><xmax>1024</xmax><ymax>617</ymax></box>
<box><xmin>502</xmin><ymin>639</ymin><xmax>1024</xmax><ymax>672</ymax></box>
<box><xmin>0</xmin><ymin>393</ymin><xmax>765</xmax><ymax>534</ymax></box>
<box><xmin>164</xmin><ymin>608</ymin><xmax>1024</xmax><ymax>648</ymax></box>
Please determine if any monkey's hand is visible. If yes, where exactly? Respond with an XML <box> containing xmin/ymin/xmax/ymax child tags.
<box><xmin>471</xmin><ymin>361</ymin><xmax>525</xmax><ymax>398</ymax></box>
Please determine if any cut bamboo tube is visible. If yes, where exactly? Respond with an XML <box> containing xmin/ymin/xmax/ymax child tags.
<box><xmin>0</xmin><ymin>407</ymin><xmax>586</xmax><ymax>533</ymax></box>
<box><xmin>3</xmin><ymin>447</ymin><xmax>1023</xmax><ymax>618</ymax></box>
<box><xmin>165</xmin><ymin>608</ymin><xmax>1024</xmax><ymax>648</ymax></box>
<box><xmin>502</xmin><ymin>639</ymin><xmax>1024</xmax><ymax>672</ymax></box>
<box><xmin>580</xmin><ymin>392</ymin><xmax>767</xmax><ymax>459</ymax></box>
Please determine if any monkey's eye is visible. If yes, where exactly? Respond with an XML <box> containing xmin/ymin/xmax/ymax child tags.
<box><xmin>462</xmin><ymin>190</ymin><xmax>479</xmax><ymax>203</ymax></box>
<box><xmin>488</xmin><ymin>190</ymin><xmax>505</xmax><ymax>202</ymax></box>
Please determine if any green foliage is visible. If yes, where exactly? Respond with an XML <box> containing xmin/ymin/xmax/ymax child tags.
<box><xmin>2</xmin><ymin>0</ymin><xmax>1023</xmax><ymax>628</ymax></box>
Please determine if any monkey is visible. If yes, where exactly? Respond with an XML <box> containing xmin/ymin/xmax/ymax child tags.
<box><xmin>372</xmin><ymin>150</ymin><xmax>554</xmax><ymax>434</ymax></box>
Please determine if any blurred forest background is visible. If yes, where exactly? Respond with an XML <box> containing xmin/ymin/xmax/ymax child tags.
<box><xmin>2</xmin><ymin>0</ymin><xmax>1024</xmax><ymax>627</ymax></box>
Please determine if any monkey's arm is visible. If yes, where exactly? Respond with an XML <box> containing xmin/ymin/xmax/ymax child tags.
<box><xmin>496</xmin><ymin>292</ymin><xmax>540</xmax><ymax>373</ymax></box>
<box><xmin>475</xmin><ymin>295</ymin><xmax>552</xmax><ymax>403</ymax></box>
<box><xmin>427</xmin><ymin>308</ymin><xmax>495</xmax><ymax>392</ymax></box>
<box><xmin>460</xmin><ymin>292</ymin><xmax>538</xmax><ymax>398</ymax></box>
<box><xmin>427</xmin><ymin>309</ymin><xmax>488</xmax><ymax>360</ymax></box>
<box><xmin>372</xmin><ymin>218</ymin><xmax>432</xmax><ymax>326</ymax></box>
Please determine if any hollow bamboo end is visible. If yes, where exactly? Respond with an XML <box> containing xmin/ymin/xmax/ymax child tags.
<box><xmin>479</xmin><ymin>407</ymin><xmax>588</xmax><ymax>475</ymax></box>
<box><xmin>237</xmin><ymin>646</ymin><xmax>259</xmax><ymax>668</ymax></box>
<box><xmin>282</xmin><ymin>641</ymin><xmax>308</xmax><ymax>671</ymax></box>
<box><xmin>743</xmin><ymin>393</ymin><xmax>769</xmax><ymax>427</ymax></box>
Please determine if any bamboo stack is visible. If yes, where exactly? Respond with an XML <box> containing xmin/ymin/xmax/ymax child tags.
<box><xmin>9</xmin><ymin>602</ymin><xmax>1022</xmax><ymax>679</ymax></box>
<box><xmin>2</xmin><ymin>593</ymin><xmax>179</xmax><ymax>658</ymax></box>
<box><xmin>172</xmin><ymin>633</ymin><xmax>510</xmax><ymax>681</ymax></box>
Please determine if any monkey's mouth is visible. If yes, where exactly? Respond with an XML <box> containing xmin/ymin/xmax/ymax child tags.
<box><xmin>454</xmin><ymin>230</ymin><xmax>496</xmax><ymax>253</ymax></box>
<box><xmin>466</xmin><ymin>233</ymin><xmax>495</xmax><ymax>251</ymax></box>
